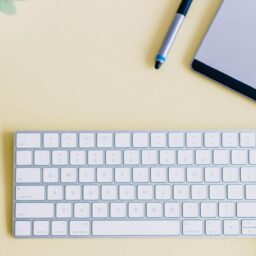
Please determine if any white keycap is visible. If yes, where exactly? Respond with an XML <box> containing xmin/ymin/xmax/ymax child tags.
<box><xmin>155</xmin><ymin>185</ymin><xmax>172</xmax><ymax>200</ymax></box>
<box><xmin>124</xmin><ymin>150</ymin><xmax>140</xmax><ymax>165</ymax></box>
<box><xmin>223</xmin><ymin>167</ymin><xmax>239</xmax><ymax>182</ymax></box>
<box><xmin>222</xmin><ymin>132</ymin><xmax>238</xmax><ymax>147</ymax></box>
<box><xmin>61</xmin><ymin>168</ymin><xmax>77</xmax><ymax>182</ymax></box>
<box><xmin>66</xmin><ymin>185</ymin><xmax>81</xmax><ymax>200</ymax></box>
<box><xmin>52</xmin><ymin>151</ymin><xmax>68</xmax><ymax>165</ymax></box>
<box><xmin>74</xmin><ymin>203</ymin><xmax>90</xmax><ymax>218</ymax></box>
<box><xmin>34</xmin><ymin>150</ymin><xmax>50</xmax><ymax>165</ymax></box>
<box><xmin>201</xmin><ymin>203</ymin><xmax>217</xmax><ymax>218</ymax></box>
<box><xmin>133</xmin><ymin>168</ymin><xmax>149</xmax><ymax>182</ymax></box>
<box><xmin>249</xmin><ymin>150</ymin><xmax>256</xmax><ymax>164</ymax></box>
<box><xmin>88</xmin><ymin>150</ymin><xmax>104</xmax><ymax>165</ymax></box>
<box><xmin>47</xmin><ymin>186</ymin><xmax>63</xmax><ymax>200</ymax></box>
<box><xmin>119</xmin><ymin>185</ymin><xmax>135</xmax><ymax>200</ymax></box>
<box><xmin>187</xmin><ymin>167</ymin><xmax>203</xmax><ymax>182</ymax></box>
<box><xmin>16</xmin><ymin>151</ymin><xmax>32</xmax><ymax>165</ymax></box>
<box><xmin>242</xmin><ymin>220</ymin><xmax>256</xmax><ymax>228</ymax></box>
<box><xmin>137</xmin><ymin>185</ymin><xmax>153</xmax><ymax>200</ymax></box>
<box><xmin>240</xmin><ymin>132</ymin><xmax>256</xmax><ymax>147</ymax></box>
<box><xmin>204</xmin><ymin>132</ymin><xmax>220</xmax><ymax>148</ymax></box>
<box><xmin>115</xmin><ymin>133</ymin><xmax>131</xmax><ymax>148</ymax></box>
<box><xmin>97</xmin><ymin>168</ymin><xmax>113</xmax><ymax>182</ymax></box>
<box><xmin>147</xmin><ymin>203</ymin><xmax>162</xmax><ymax>217</ymax></box>
<box><xmin>169</xmin><ymin>133</ymin><xmax>184</xmax><ymax>148</ymax></box>
<box><xmin>169</xmin><ymin>168</ymin><xmax>185</xmax><ymax>182</ymax></box>
<box><xmin>183</xmin><ymin>203</ymin><xmax>199</xmax><ymax>218</ymax></box>
<box><xmin>242</xmin><ymin>228</ymin><xmax>256</xmax><ymax>235</ymax></box>
<box><xmin>178</xmin><ymin>150</ymin><xmax>194</xmax><ymax>164</ymax></box>
<box><xmin>17</xmin><ymin>133</ymin><xmax>41</xmax><ymax>148</ymax></box>
<box><xmin>79</xmin><ymin>168</ymin><xmax>95</xmax><ymax>182</ymax></box>
<box><xmin>102</xmin><ymin>185</ymin><xmax>117</xmax><ymax>200</ymax></box>
<box><xmin>224</xmin><ymin>220</ymin><xmax>239</xmax><ymax>235</ymax></box>
<box><xmin>92</xmin><ymin>203</ymin><xmax>108</xmax><ymax>218</ymax></box>
<box><xmin>133</xmin><ymin>133</ymin><xmax>149</xmax><ymax>147</ymax></box>
<box><xmin>237</xmin><ymin>202</ymin><xmax>256</xmax><ymax>217</ymax></box>
<box><xmin>106</xmin><ymin>150</ymin><xmax>122</xmax><ymax>165</ymax></box>
<box><xmin>204</xmin><ymin>167</ymin><xmax>221</xmax><ymax>182</ymax></box>
<box><xmin>228</xmin><ymin>185</ymin><xmax>243</xmax><ymax>199</ymax></box>
<box><xmin>191</xmin><ymin>185</ymin><xmax>207</xmax><ymax>200</ymax></box>
<box><xmin>97</xmin><ymin>133</ymin><xmax>113</xmax><ymax>148</ymax></box>
<box><xmin>115</xmin><ymin>168</ymin><xmax>131</xmax><ymax>182</ymax></box>
<box><xmin>231</xmin><ymin>150</ymin><xmax>247</xmax><ymax>164</ymax></box>
<box><xmin>213</xmin><ymin>150</ymin><xmax>230</xmax><ymax>164</ymax></box>
<box><xmin>70</xmin><ymin>150</ymin><xmax>86</xmax><ymax>165</ymax></box>
<box><xmin>43</xmin><ymin>168</ymin><xmax>59</xmax><ymax>183</ymax></box>
<box><xmin>129</xmin><ymin>203</ymin><xmax>144</xmax><ymax>218</ymax></box>
<box><xmin>195</xmin><ymin>150</ymin><xmax>211</xmax><ymax>165</ymax></box>
<box><xmin>173</xmin><ymin>185</ymin><xmax>189</xmax><ymax>200</ymax></box>
<box><xmin>151</xmin><ymin>168</ymin><xmax>167</xmax><ymax>182</ymax></box>
<box><xmin>205</xmin><ymin>220</ymin><xmax>221</xmax><ymax>235</ymax></box>
<box><xmin>210</xmin><ymin>185</ymin><xmax>225</xmax><ymax>200</ymax></box>
<box><xmin>52</xmin><ymin>221</ymin><xmax>67</xmax><ymax>236</ymax></box>
<box><xmin>79</xmin><ymin>133</ymin><xmax>95</xmax><ymax>148</ymax></box>
<box><xmin>151</xmin><ymin>133</ymin><xmax>166</xmax><ymax>147</ymax></box>
<box><xmin>159</xmin><ymin>150</ymin><xmax>176</xmax><ymax>164</ymax></box>
<box><xmin>61</xmin><ymin>133</ymin><xmax>77</xmax><ymax>148</ymax></box>
<box><xmin>142</xmin><ymin>150</ymin><xmax>157</xmax><ymax>165</ymax></box>
<box><xmin>83</xmin><ymin>185</ymin><xmax>99</xmax><ymax>200</ymax></box>
<box><xmin>92</xmin><ymin>221</ymin><xmax>180</xmax><ymax>236</ymax></box>
<box><xmin>246</xmin><ymin>185</ymin><xmax>256</xmax><ymax>199</ymax></box>
<box><xmin>16</xmin><ymin>168</ymin><xmax>40</xmax><ymax>183</ymax></box>
<box><xmin>16</xmin><ymin>203</ymin><xmax>54</xmax><ymax>218</ymax></box>
<box><xmin>16</xmin><ymin>186</ymin><xmax>44</xmax><ymax>201</ymax></box>
<box><xmin>164</xmin><ymin>203</ymin><xmax>180</xmax><ymax>218</ymax></box>
<box><xmin>70</xmin><ymin>221</ymin><xmax>90</xmax><ymax>236</ymax></box>
<box><xmin>56</xmin><ymin>203</ymin><xmax>72</xmax><ymax>218</ymax></box>
<box><xmin>241</xmin><ymin>167</ymin><xmax>256</xmax><ymax>182</ymax></box>
<box><xmin>110</xmin><ymin>203</ymin><xmax>126</xmax><ymax>217</ymax></box>
<box><xmin>219</xmin><ymin>202</ymin><xmax>235</xmax><ymax>217</ymax></box>
<box><xmin>43</xmin><ymin>133</ymin><xmax>59</xmax><ymax>148</ymax></box>
<box><xmin>33</xmin><ymin>221</ymin><xmax>49</xmax><ymax>236</ymax></box>
<box><xmin>186</xmin><ymin>133</ymin><xmax>202</xmax><ymax>148</ymax></box>
<box><xmin>15</xmin><ymin>221</ymin><xmax>31</xmax><ymax>236</ymax></box>
<box><xmin>183</xmin><ymin>220</ymin><xmax>203</xmax><ymax>235</ymax></box>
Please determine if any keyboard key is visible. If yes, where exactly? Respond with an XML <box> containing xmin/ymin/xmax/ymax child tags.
<box><xmin>16</xmin><ymin>203</ymin><xmax>54</xmax><ymax>218</ymax></box>
<box><xmin>124</xmin><ymin>150</ymin><xmax>140</xmax><ymax>165</ymax></box>
<box><xmin>92</xmin><ymin>221</ymin><xmax>180</xmax><ymax>236</ymax></box>
<box><xmin>83</xmin><ymin>185</ymin><xmax>99</xmax><ymax>200</ymax></box>
<box><xmin>61</xmin><ymin>168</ymin><xmax>77</xmax><ymax>182</ymax></box>
<box><xmin>16</xmin><ymin>151</ymin><xmax>32</xmax><ymax>165</ymax></box>
<box><xmin>137</xmin><ymin>185</ymin><xmax>153</xmax><ymax>200</ymax></box>
<box><xmin>66</xmin><ymin>185</ymin><xmax>81</xmax><ymax>200</ymax></box>
<box><xmin>47</xmin><ymin>186</ymin><xmax>63</xmax><ymax>200</ymax></box>
<box><xmin>79</xmin><ymin>133</ymin><xmax>95</xmax><ymax>148</ymax></box>
<box><xmin>70</xmin><ymin>221</ymin><xmax>90</xmax><ymax>236</ymax></box>
<box><xmin>240</xmin><ymin>132</ymin><xmax>256</xmax><ymax>147</ymax></box>
<box><xmin>195</xmin><ymin>150</ymin><xmax>211</xmax><ymax>164</ymax></box>
<box><xmin>183</xmin><ymin>203</ymin><xmax>199</xmax><ymax>218</ymax></box>
<box><xmin>231</xmin><ymin>150</ymin><xmax>247</xmax><ymax>164</ymax></box>
<box><xmin>147</xmin><ymin>203</ymin><xmax>162</xmax><ymax>217</ymax></box>
<box><xmin>15</xmin><ymin>221</ymin><xmax>31</xmax><ymax>236</ymax></box>
<box><xmin>79</xmin><ymin>168</ymin><xmax>95</xmax><ymax>182</ymax></box>
<box><xmin>183</xmin><ymin>220</ymin><xmax>203</xmax><ymax>235</ymax></box>
<box><xmin>52</xmin><ymin>221</ymin><xmax>68</xmax><ymax>236</ymax></box>
<box><xmin>43</xmin><ymin>168</ymin><xmax>59</xmax><ymax>183</ymax></box>
<box><xmin>43</xmin><ymin>133</ymin><xmax>59</xmax><ymax>148</ymax></box>
<box><xmin>224</xmin><ymin>220</ymin><xmax>239</xmax><ymax>235</ymax></box>
<box><xmin>187</xmin><ymin>167</ymin><xmax>203</xmax><ymax>182</ymax></box>
<box><xmin>178</xmin><ymin>150</ymin><xmax>194</xmax><ymax>164</ymax></box>
<box><xmin>101</xmin><ymin>185</ymin><xmax>117</xmax><ymax>200</ymax></box>
<box><xmin>92</xmin><ymin>203</ymin><xmax>108</xmax><ymax>218</ymax></box>
<box><xmin>151</xmin><ymin>168</ymin><xmax>167</xmax><ymax>182</ymax></box>
<box><xmin>110</xmin><ymin>203</ymin><xmax>126</xmax><ymax>217</ymax></box>
<box><xmin>204</xmin><ymin>167</ymin><xmax>221</xmax><ymax>182</ymax></box>
<box><xmin>249</xmin><ymin>150</ymin><xmax>256</xmax><ymax>164</ymax></box>
<box><xmin>115</xmin><ymin>133</ymin><xmax>131</xmax><ymax>148</ymax></box>
<box><xmin>97</xmin><ymin>168</ymin><xmax>113</xmax><ymax>182</ymax></box>
<box><xmin>237</xmin><ymin>202</ymin><xmax>256</xmax><ymax>217</ymax></box>
<box><xmin>204</xmin><ymin>132</ymin><xmax>220</xmax><ymax>148</ymax></box>
<box><xmin>164</xmin><ymin>203</ymin><xmax>180</xmax><ymax>218</ymax></box>
<box><xmin>169</xmin><ymin>168</ymin><xmax>185</xmax><ymax>182</ymax></box>
<box><xmin>169</xmin><ymin>133</ymin><xmax>184</xmax><ymax>148</ymax></box>
<box><xmin>142</xmin><ymin>150</ymin><xmax>157</xmax><ymax>165</ymax></box>
<box><xmin>74</xmin><ymin>203</ymin><xmax>90</xmax><ymax>218</ymax></box>
<box><xmin>70</xmin><ymin>150</ymin><xmax>86</xmax><ymax>165</ymax></box>
<box><xmin>155</xmin><ymin>185</ymin><xmax>172</xmax><ymax>200</ymax></box>
<box><xmin>97</xmin><ymin>133</ymin><xmax>113</xmax><ymax>148</ymax></box>
<box><xmin>191</xmin><ymin>185</ymin><xmax>207</xmax><ymax>200</ymax></box>
<box><xmin>88</xmin><ymin>150</ymin><xmax>104</xmax><ymax>165</ymax></box>
<box><xmin>56</xmin><ymin>203</ymin><xmax>72</xmax><ymax>218</ymax></box>
<box><xmin>61</xmin><ymin>133</ymin><xmax>77</xmax><ymax>148</ymax></box>
<box><xmin>219</xmin><ymin>202</ymin><xmax>235</xmax><ymax>217</ymax></box>
<box><xmin>151</xmin><ymin>133</ymin><xmax>166</xmax><ymax>147</ymax></box>
<box><xmin>246</xmin><ymin>185</ymin><xmax>256</xmax><ymax>199</ymax></box>
<box><xmin>115</xmin><ymin>168</ymin><xmax>131</xmax><ymax>182</ymax></box>
<box><xmin>213</xmin><ymin>150</ymin><xmax>230</xmax><ymax>164</ymax></box>
<box><xmin>16</xmin><ymin>186</ymin><xmax>44</xmax><ymax>201</ymax></box>
<box><xmin>210</xmin><ymin>185</ymin><xmax>225</xmax><ymax>200</ymax></box>
<box><xmin>159</xmin><ymin>150</ymin><xmax>176</xmax><ymax>164</ymax></box>
<box><xmin>241</xmin><ymin>167</ymin><xmax>256</xmax><ymax>182</ymax></box>
<box><xmin>16</xmin><ymin>133</ymin><xmax>41</xmax><ymax>148</ymax></box>
<box><xmin>205</xmin><ymin>220</ymin><xmax>221</xmax><ymax>235</ymax></box>
<box><xmin>222</xmin><ymin>132</ymin><xmax>238</xmax><ymax>147</ymax></box>
<box><xmin>228</xmin><ymin>185</ymin><xmax>243</xmax><ymax>199</ymax></box>
<box><xmin>34</xmin><ymin>150</ymin><xmax>50</xmax><ymax>165</ymax></box>
<box><xmin>133</xmin><ymin>168</ymin><xmax>149</xmax><ymax>182</ymax></box>
<box><xmin>133</xmin><ymin>133</ymin><xmax>149</xmax><ymax>148</ymax></box>
<box><xmin>223</xmin><ymin>167</ymin><xmax>239</xmax><ymax>182</ymax></box>
<box><xmin>119</xmin><ymin>185</ymin><xmax>135</xmax><ymax>200</ymax></box>
<box><xmin>52</xmin><ymin>151</ymin><xmax>68</xmax><ymax>165</ymax></box>
<box><xmin>129</xmin><ymin>203</ymin><xmax>144</xmax><ymax>218</ymax></box>
<box><xmin>33</xmin><ymin>221</ymin><xmax>49</xmax><ymax>236</ymax></box>
<box><xmin>16</xmin><ymin>168</ymin><xmax>40</xmax><ymax>183</ymax></box>
<box><xmin>201</xmin><ymin>203</ymin><xmax>217</xmax><ymax>218</ymax></box>
<box><xmin>173</xmin><ymin>185</ymin><xmax>189</xmax><ymax>200</ymax></box>
<box><xmin>106</xmin><ymin>150</ymin><xmax>122</xmax><ymax>165</ymax></box>
<box><xmin>186</xmin><ymin>133</ymin><xmax>202</xmax><ymax>148</ymax></box>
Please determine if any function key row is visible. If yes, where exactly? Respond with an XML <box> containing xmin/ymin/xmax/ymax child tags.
<box><xmin>16</xmin><ymin>131</ymin><xmax>256</xmax><ymax>149</ymax></box>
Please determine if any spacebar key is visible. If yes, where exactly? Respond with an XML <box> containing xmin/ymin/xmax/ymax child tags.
<box><xmin>93</xmin><ymin>221</ymin><xmax>180</xmax><ymax>236</ymax></box>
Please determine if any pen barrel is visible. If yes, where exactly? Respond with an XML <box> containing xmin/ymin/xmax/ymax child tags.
<box><xmin>158</xmin><ymin>13</ymin><xmax>184</xmax><ymax>59</ymax></box>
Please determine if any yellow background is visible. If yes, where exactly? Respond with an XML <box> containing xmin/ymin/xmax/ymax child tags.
<box><xmin>0</xmin><ymin>0</ymin><xmax>256</xmax><ymax>255</ymax></box>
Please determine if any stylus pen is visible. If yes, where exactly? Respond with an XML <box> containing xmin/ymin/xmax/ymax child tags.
<box><xmin>155</xmin><ymin>0</ymin><xmax>193</xmax><ymax>69</ymax></box>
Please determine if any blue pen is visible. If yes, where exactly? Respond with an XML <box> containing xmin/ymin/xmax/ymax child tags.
<box><xmin>155</xmin><ymin>0</ymin><xmax>193</xmax><ymax>69</ymax></box>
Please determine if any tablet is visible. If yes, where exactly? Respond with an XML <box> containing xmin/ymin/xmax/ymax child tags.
<box><xmin>192</xmin><ymin>0</ymin><xmax>256</xmax><ymax>101</ymax></box>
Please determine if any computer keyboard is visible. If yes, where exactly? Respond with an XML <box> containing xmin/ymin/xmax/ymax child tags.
<box><xmin>13</xmin><ymin>130</ymin><xmax>256</xmax><ymax>237</ymax></box>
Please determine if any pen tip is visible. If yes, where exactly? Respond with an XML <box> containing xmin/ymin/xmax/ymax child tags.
<box><xmin>155</xmin><ymin>61</ymin><xmax>162</xmax><ymax>70</ymax></box>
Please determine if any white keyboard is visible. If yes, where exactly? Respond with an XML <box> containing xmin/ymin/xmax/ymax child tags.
<box><xmin>13</xmin><ymin>131</ymin><xmax>256</xmax><ymax>237</ymax></box>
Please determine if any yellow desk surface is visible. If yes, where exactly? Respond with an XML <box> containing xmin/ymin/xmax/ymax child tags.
<box><xmin>0</xmin><ymin>0</ymin><xmax>256</xmax><ymax>255</ymax></box>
